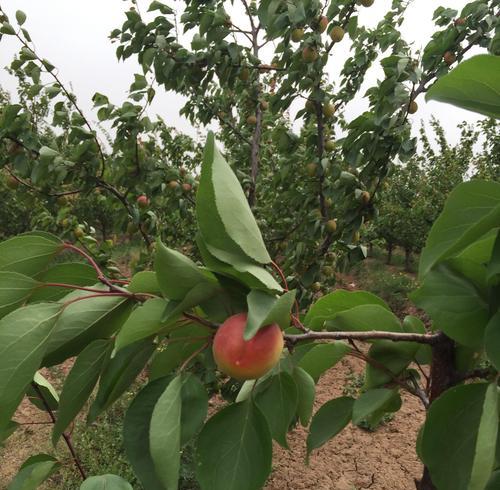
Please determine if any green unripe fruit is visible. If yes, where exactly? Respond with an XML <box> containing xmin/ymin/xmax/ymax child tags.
<box><xmin>127</xmin><ymin>222</ymin><xmax>139</xmax><ymax>234</ymax></box>
<box><xmin>312</xmin><ymin>282</ymin><xmax>322</xmax><ymax>292</ymax></box>
<box><xmin>105</xmin><ymin>239</ymin><xmax>114</xmax><ymax>247</ymax></box>
<box><xmin>325</xmin><ymin>140</ymin><xmax>336</xmax><ymax>151</ymax></box>
<box><xmin>74</xmin><ymin>227</ymin><xmax>84</xmax><ymax>239</ymax></box>
<box><xmin>260</xmin><ymin>100</ymin><xmax>269</xmax><ymax>111</ymax></box>
<box><xmin>302</xmin><ymin>46</ymin><xmax>318</xmax><ymax>63</ymax></box>
<box><xmin>408</xmin><ymin>100</ymin><xmax>418</xmax><ymax>114</ymax></box>
<box><xmin>323</xmin><ymin>103</ymin><xmax>336</xmax><ymax>118</ymax></box>
<box><xmin>306</xmin><ymin>162</ymin><xmax>318</xmax><ymax>176</ymax></box>
<box><xmin>326</xmin><ymin>219</ymin><xmax>337</xmax><ymax>233</ymax></box>
<box><xmin>239</xmin><ymin>67</ymin><xmax>250</xmax><ymax>81</ymax></box>
<box><xmin>168</xmin><ymin>180</ymin><xmax>180</xmax><ymax>189</ymax></box>
<box><xmin>323</xmin><ymin>265</ymin><xmax>334</xmax><ymax>277</ymax></box>
<box><xmin>291</xmin><ymin>28</ymin><xmax>304</xmax><ymax>42</ymax></box>
<box><xmin>57</xmin><ymin>195</ymin><xmax>69</xmax><ymax>206</ymax></box>
<box><xmin>305</xmin><ymin>100</ymin><xmax>315</xmax><ymax>113</ymax></box>
<box><xmin>360</xmin><ymin>0</ymin><xmax>374</xmax><ymax>6</ymax></box>
<box><xmin>247</xmin><ymin>114</ymin><xmax>257</xmax><ymax>125</ymax></box>
<box><xmin>329</xmin><ymin>26</ymin><xmax>345</xmax><ymax>43</ymax></box>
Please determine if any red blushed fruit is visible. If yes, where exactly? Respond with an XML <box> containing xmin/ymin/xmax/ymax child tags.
<box><xmin>212</xmin><ymin>313</ymin><xmax>284</xmax><ymax>380</ymax></box>
<box><xmin>137</xmin><ymin>195</ymin><xmax>149</xmax><ymax>208</ymax></box>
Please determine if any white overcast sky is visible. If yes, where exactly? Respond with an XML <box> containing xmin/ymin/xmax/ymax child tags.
<box><xmin>0</xmin><ymin>0</ymin><xmax>486</xmax><ymax>145</ymax></box>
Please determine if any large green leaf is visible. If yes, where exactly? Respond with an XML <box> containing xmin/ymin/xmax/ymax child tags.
<box><xmin>80</xmin><ymin>474</ymin><xmax>133</xmax><ymax>490</ymax></box>
<box><xmin>196</xmin><ymin>399</ymin><xmax>272</xmax><ymax>490</ymax></box>
<box><xmin>114</xmin><ymin>298</ymin><xmax>168</xmax><ymax>352</ymax></box>
<box><xmin>149</xmin><ymin>375</ymin><xmax>183</xmax><ymax>490</ymax></box>
<box><xmin>419</xmin><ymin>180</ymin><xmax>500</xmax><ymax>278</ymax></box>
<box><xmin>307</xmin><ymin>397</ymin><xmax>354</xmax><ymax>457</ymax></box>
<box><xmin>352</xmin><ymin>389</ymin><xmax>402</xmax><ymax>427</ymax></box>
<box><xmin>293</xmin><ymin>367</ymin><xmax>315</xmax><ymax>427</ymax></box>
<box><xmin>422</xmin><ymin>383</ymin><xmax>498</xmax><ymax>490</ymax></box>
<box><xmin>326</xmin><ymin>304</ymin><xmax>402</xmax><ymax>333</ymax></box>
<box><xmin>298</xmin><ymin>343</ymin><xmax>350</xmax><ymax>382</ymax></box>
<box><xmin>26</xmin><ymin>372</ymin><xmax>59</xmax><ymax>412</ymax></box>
<box><xmin>197</xmin><ymin>132</ymin><xmax>271</xmax><ymax>264</ymax></box>
<box><xmin>0</xmin><ymin>271</ymin><xmax>39</xmax><ymax>319</ymax></box>
<box><xmin>53</xmin><ymin>339</ymin><xmax>111</xmax><ymax>445</ymax></box>
<box><xmin>42</xmin><ymin>291</ymin><xmax>132</xmax><ymax>366</ymax></box>
<box><xmin>245</xmin><ymin>289</ymin><xmax>295</xmax><ymax>340</ymax></box>
<box><xmin>179</xmin><ymin>373</ymin><xmax>208</xmax><ymax>445</ymax></box>
<box><xmin>30</xmin><ymin>263</ymin><xmax>98</xmax><ymax>302</ymax></box>
<box><xmin>305</xmin><ymin>290</ymin><xmax>389</xmax><ymax>330</ymax></box>
<box><xmin>7</xmin><ymin>454</ymin><xmax>60</xmax><ymax>490</ymax></box>
<box><xmin>0</xmin><ymin>233</ymin><xmax>62</xmax><ymax>277</ymax></box>
<box><xmin>128</xmin><ymin>271</ymin><xmax>161</xmax><ymax>295</ymax></box>
<box><xmin>426</xmin><ymin>55</ymin><xmax>500</xmax><ymax>119</ymax></box>
<box><xmin>254</xmin><ymin>372</ymin><xmax>298</xmax><ymax>448</ymax></box>
<box><xmin>487</xmin><ymin>230</ymin><xmax>500</xmax><ymax>285</ymax></box>
<box><xmin>0</xmin><ymin>421</ymin><xmax>18</xmax><ymax>446</ymax></box>
<box><xmin>412</xmin><ymin>264</ymin><xmax>489</xmax><ymax>348</ymax></box>
<box><xmin>87</xmin><ymin>339</ymin><xmax>155</xmax><ymax>423</ymax></box>
<box><xmin>155</xmin><ymin>240</ymin><xmax>214</xmax><ymax>300</ymax></box>
<box><xmin>0</xmin><ymin>303</ymin><xmax>61</xmax><ymax>429</ymax></box>
<box><xmin>485</xmin><ymin>312</ymin><xmax>500</xmax><ymax>371</ymax></box>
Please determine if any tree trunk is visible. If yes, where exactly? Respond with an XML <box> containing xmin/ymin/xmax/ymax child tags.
<box><xmin>368</xmin><ymin>243</ymin><xmax>374</xmax><ymax>256</ymax></box>
<box><xmin>405</xmin><ymin>247</ymin><xmax>412</xmax><ymax>272</ymax></box>
<box><xmin>415</xmin><ymin>335</ymin><xmax>456</xmax><ymax>490</ymax></box>
<box><xmin>387</xmin><ymin>243</ymin><xmax>393</xmax><ymax>265</ymax></box>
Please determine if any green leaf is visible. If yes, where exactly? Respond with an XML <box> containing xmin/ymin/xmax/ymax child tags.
<box><xmin>0</xmin><ymin>22</ymin><xmax>16</xmax><ymax>35</ymax></box>
<box><xmin>87</xmin><ymin>339</ymin><xmax>155</xmax><ymax>423</ymax></box>
<box><xmin>42</xmin><ymin>292</ymin><xmax>132</xmax><ymax>366</ymax></box>
<box><xmin>419</xmin><ymin>180</ymin><xmax>500</xmax><ymax>278</ymax></box>
<box><xmin>149</xmin><ymin>375</ymin><xmax>183</xmax><ymax>490</ymax></box>
<box><xmin>128</xmin><ymin>271</ymin><xmax>161</xmax><ymax>295</ymax></box>
<box><xmin>7</xmin><ymin>454</ymin><xmax>60</xmax><ymax>490</ymax></box>
<box><xmin>298</xmin><ymin>343</ymin><xmax>350</xmax><ymax>382</ymax></box>
<box><xmin>412</xmin><ymin>264</ymin><xmax>489</xmax><ymax>348</ymax></box>
<box><xmin>307</xmin><ymin>397</ymin><xmax>354</xmax><ymax>457</ymax></box>
<box><xmin>154</xmin><ymin>240</ymin><xmax>213</xmax><ymax>300</ymax></box>
<box><xmin>52</xmin><ymin>339</ymin><xmax>111</xmax><ymax>445</ymax></box>
<box><xmin>114</xmin><ymin>298</ymin><xmax>168</xmax><ymax>352</ymax></box>
<box><xmin>254</xmin><ymin>372</ymin><xmax>298</xmax><ymax>448</ymax></box>
<box><xmin>426</xmin><ymin>55</ymin><xmax>500</xmax><ymax>119</ymax></box>
<box><xmin>0</xmin><ymin>271</ymin><xmax>39</xmax><ymax>319</ymax></box>
<box><xmin>15</xmin><ymin>10</ymin><xmax>27</xmax><ymax>26</ymax></box>
<box><xmin>305</xmin><ymin>290</ymin><xmax>389</xmax><ymax>330</ymax></box>
<box><xmin>197</xmin><ymin>132</ymin><xmax>271</xmax><ymax>265</ymax></box>
<box><xmin>0</xmin><ymin>303</ymin><xmax>61</xmax><ymax>430</ymax></box>
<box><xmin>80</xmin><ymin>474</ymin><xmax>133</xmax><ymax>490</ymax></box>
<box><xmin>485</xmin><ymin>312</ymin><xmax>500</xmax><ymax>371</ymax></box>
<box><xmin>486</xmin><ymin>471</ymin><xmax>500</xmax><ymax>490</ymax></box>
<box><xmin>149</xmin><ymin>324</ymin><xmax>212</xmax><ymax>380</ymax></box>
<box><xmin>327</xmin><ymin>304</ymin><xmax>402</xmax><ymax>333</ymax></box>
<box><xmin>245</xmin><ymin>289</ymin><xmax>295</xmax><ymax>340</ymax></box>
<box><xmin>352</xmin><ymin>389</ymin><xmax>401</xmax><ymax>426</ymax></box>
<box><xmin>30</xmin><ymin>263</ymin><xmax>98</xmax><ymax>302</ymax></box>
<box><xmin>0</xmin><ymin>421</ymin><xmax>18</xmax><ymax>446</ymax></box>
<box><xmin>422</xmin><ymin>383</ymin><xmax>498</xmax><ymax>490</ymax></box>
<box><xmin>293</xmin><ymin>367</ymin><xmax>315</xmax><ymax>426</ymax></box>
<box><xmin>196</xmin><ymin>400</ymin><xmax>272</xmax><ymax>490</ymax></box>
<box><xmin>26</xmin><ymin>372</ymin><xmax>59</xmax><ymax>412</ymax></box>
<box><xmin>0</xmin><ymin>233</ymin><xmax>62</xmax><ymax>277</ymax></box>
<box><xmin>487</xmin><ymin>230</ymin><xmax>500</xmax><ymax>285</ymax></box>
<box><xmin>179</xmin><ymin>373</ymin><xmax>208</xmax><ymax>445</ymax></box>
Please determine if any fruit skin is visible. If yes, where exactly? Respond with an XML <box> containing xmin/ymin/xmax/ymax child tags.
<box><xmin>182</xmin><ymin>183</ymin><xmax>192</xmax><ymax>192</ymax></box>
<box><xmin>330</xmin><ymin>26</ymin><xmax>345</xmax><ymax>43</ymax></box>
<box><xmin>5</xmin><ymin>175</ymin><xmax>19</xmax><ymax>189</ymax></box>
<box><xmin>306</xmin><ymin>162</ymin><xmax>318</xmax><ymax>177</ymax></box>
<box><xmin>455</xmin><ymin>17</ymin><xmax>466</xmax><ymax>26</ymax></box>
<box><xmin>239</xmin><ymin>67</ymin><xmax>250</xmax><ymax>81</ymax></box>
<box><xmin>74</xmin><ymin>227</ymin><xmax>84</xmax><ymax>239</ymax></box>
<box><xmin>212</xmin><ymin>313</ymin><xmax>284</xmax><ymax>380</ymax></box>
<box><xmin>127</xmin><ymin>222</ymin><xmax>138</xmax><ymax>234</ymax></box>
<box><xmin>360</xmin><ymin>0</ymin><xmax>374</xmax><ymax>6</ymax></box>
<box><xmin>305</xmin><ymin>99</ymin><xmax>316</xmax><ymax>113</ymax></box>
<box><xmin>57</xmin><ymin>195</ymin><xmax>69</xmax><ymax>206</ymax></box>
<box><xmin>408</xmin><ymin>100</ymin><xmax>418</xmax><ymax>114</ymax></box>
<box><xmin>326</xmin><ymin>219</ymin><xmax>337</xmax><ymax>232</ymax></box>
<box><xmin>246</xmin><ymin>114</ymin><xmax>257</xmax><ymax>125</ymax></box>
<box><xmin>443</xmin><ymin>51</ymin><xmax>456</xmax><ymax>66</ymax></box>
<box><xmin>168</xmin><ymin>180</ymin><xmax>180</xmax><ymax>189</ymax></box>
<box><xmin>302</xmin><ymin>46</ymin><xmax>318</xmax><ymax>63</ymax></box>
<box><xmin>260</xmin><ymin>100</ymin><xmax>269</xmax><ymax>111</ymax></box>
<box><xmin>318</xmin><ymin>16</ymin><xmax>329</xmax><ymax>33</ymax></box>
<box><xmin>312</xmin><ymin>282</ymin><xmax>322</xmax><ymax>292</ymax></box>
<box><xmin>325</xmin><ymin>140</ymin><xmax>336</xmax><ymax>151</ymax></box>
<box><xmin>137</xmin><ymin>195</ymin><xmax>149</xmax><ymax>208</ymax></box>
<box><xmin>323</xmin><ymin>102</ymin><xmax>336</xmax><ymax>118</ymax></box>
<box><xmin>291</xmin><ymin>28</ymin><xmax>304</xmax><ymax>43</ymax></box>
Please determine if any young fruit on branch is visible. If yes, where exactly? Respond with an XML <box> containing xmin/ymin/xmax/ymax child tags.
<box><xmin>302</xmin><ymin>46</ymin><xmax>318</xmax><ymax>63</ymax></box>
<box><xmin>443</xmin><ymin>51</ymin><xmax>456</xmax><ymax>66</ymax></box>
<box><xmin>127</xmin><ymin>222</ymin><xmax>138</xmax><ymax>234</ymax></box>
<box><xmin>360</xmin><ymin>0</ymin><xmax>375</xmax><ymax>6</ymax></box>
<box><xmin>74</xmin><ymin>227</ymin><xmax>84</xmax><ymax>239</ymax></box>
<box><xmin>312</xmin><ymin>282</ymin><xmax>322</xmax><ymax>292</ymax></box>
<box><xmin>306</xmin><ymin>162</ymin><xmax>318</xmax><ymax>177</ymax></box>
<box><xmin>246</xmin><ymin>114</ymin><xmax>257</xmax><ymax>125</ymax></box>
<box><xmin>291</xmin><ymin>28</ymin><xmax>304</xmax><ymax>42</ymax></box>
<box><xmin>323</xmin><ymin>102</ymin><xmax>336</xmax><ymax>118</ymax></box>
<box><xmin>455</xmin><ymin>17</ymin><xmax>466</xmax><ymax>26</ymax></box>
<box><xmin>360</xmin><ymin>191</ymin><xmax>371</xmax><ymax>205</ymax></box>
<box><xmin>5</xmin><ymin>175</ymin><xmax>19</xmax><ymax>189</ymax></box>
<box><xmin>260</xmin><ymin>100</ymin><xmax>269</xmax><ymax>111</ymax></box>
<box><xmin>239</xmin><ymin>67</ymin><xmax>250</xmax><ymax>81</ymax></box>
<box><xmin>326</xmin><ymin>219</ymin><xmax>337</xmax><ymax>233</ymax></box>
<box><xmin>325</xmin><ymin>140</ymin><xmax>336</xmax><ymax>151</ymax></box>
<box><xmin>182</xmin><ymin>183</ymin><xmax>192</xmax><ymax>192</ymax></box>
<box><xmin>137</xmin><ymin>195</ymin><xmax>149</xmax><ymax>208</ymax></box>
<box><xmin>305</xmin><ymin>99</ymin><xmax>315</xmax><ymax>113</ymax></box>
<box><xmin>408</xmin><ymin>100</ymin><xmax>418</xmax><ymax>114</ymax></box>
<box><xmin>168</xmin><ymin>180</ymin><xmax>180</xmax><ymax>189</ymax></box>
<box><xmin>330</xmin><ymin>26</ymin><xmax>345</xmax><ymax>43</ymax></box>
<box><xmin>318</xmin><ymin>16</ymin><xmax>329</xmax><ymax>33</ymax></box>
<box><xmin>212</xmin><ymin>313</ymin><xmax>284</xmax><ymax>380</ymax></box>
